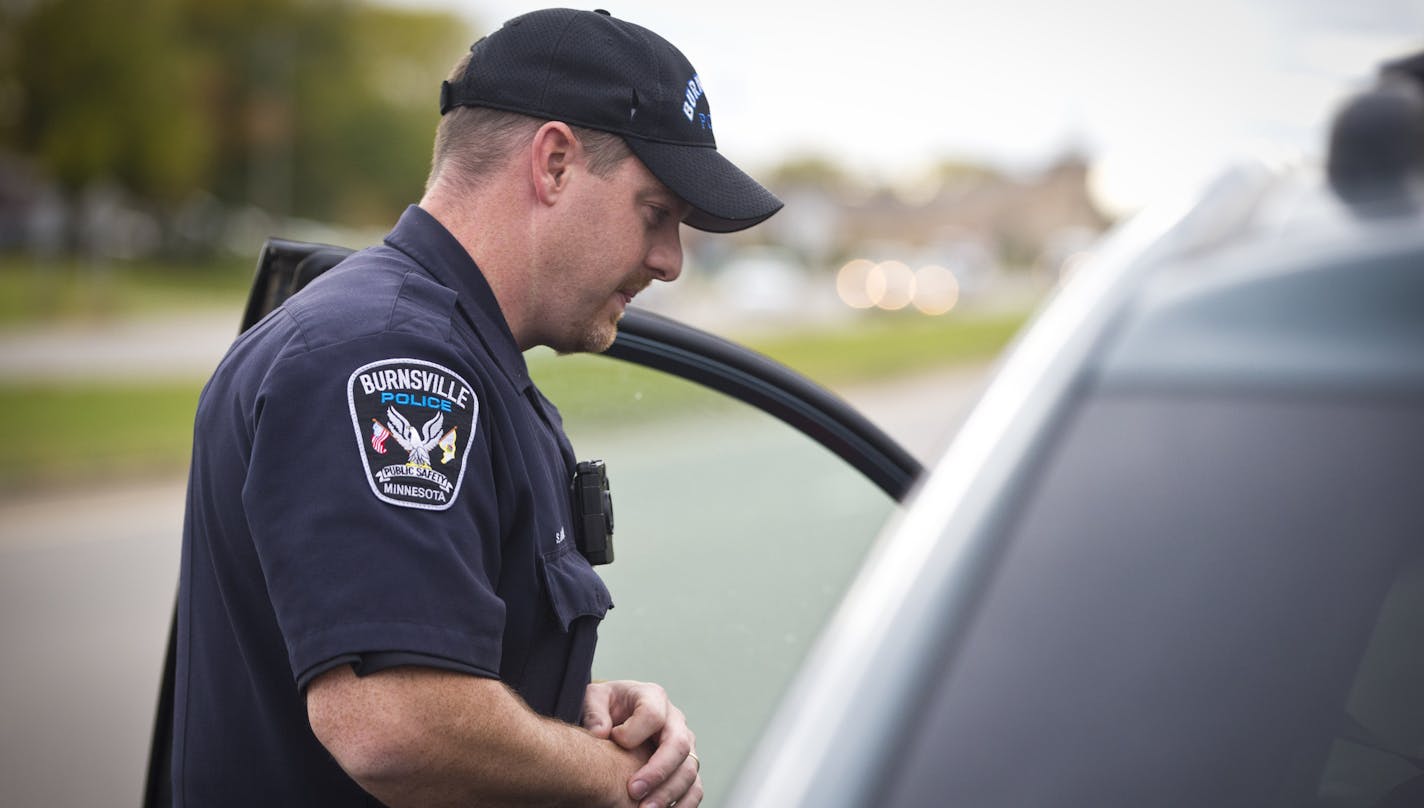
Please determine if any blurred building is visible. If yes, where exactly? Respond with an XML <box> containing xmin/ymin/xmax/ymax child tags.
<box><xmin>661</xmin><ymin>156</ymin><xmax>1109</xmax><ymax>329</ymax></box>
<box><xmin>702</xmin><ymin>154</ymin><xmax>1110</xmax><ymax>274</ymax></box>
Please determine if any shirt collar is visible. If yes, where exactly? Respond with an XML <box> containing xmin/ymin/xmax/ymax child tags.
<box><xmin>383</xmin><ymin>205</ymin><xmax>532</xmax><ymax>391</ymax></box>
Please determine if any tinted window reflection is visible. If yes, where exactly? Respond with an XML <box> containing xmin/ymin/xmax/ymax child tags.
<box><xmin>888</xmin><ymin>392</ymin><xmax>1424</xmax><ymax>808</ymax></box>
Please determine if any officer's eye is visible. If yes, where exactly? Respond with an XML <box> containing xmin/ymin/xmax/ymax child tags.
<box><xmin>645</xmin><ymin>204</ymin><xmax>670</xmax><ymax>228</ymax></box>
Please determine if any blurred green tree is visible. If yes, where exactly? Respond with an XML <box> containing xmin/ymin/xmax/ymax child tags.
<box><xmin>2</xmin><ymin>0</ymin><xmax>210</xmax><ymax>201</ymax></box>
<box><xmin>179</xmin><ymin>0</ymin><xmax>472</xmax><ymax>223</ymax></box>
<box><xmin>769</xmin><ymin>154</ymin><xmax>851</xmax><ymax>190</ymax></box>
<box><xmin>292</xmin><ymin>4</ymin><xmax>473</xmax><ymax>223</ymax></box>
<box><xmin>931</xmin><ymin>158</ymin><xmax>1002</xmax><ymax>188</ymax></box>
<box><xmin>1</xmin><ymin>0</ymin><xmax>474</xmax><ymax>225</ymax></box>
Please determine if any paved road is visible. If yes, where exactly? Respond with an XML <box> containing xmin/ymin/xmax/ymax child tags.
<box><xmin>0</xmin><ymin>484</ymin><xmax>181</xmax><ymax>806</ymax></box>
<box><xmin>0</xmin><ymin>307</ymin><xmax>243</xmax><ymax>381</ymax></box>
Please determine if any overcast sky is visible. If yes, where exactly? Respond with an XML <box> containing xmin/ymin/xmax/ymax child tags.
<box><xmin>391</xmin><ymin>0</ymin><xmax>1422</xmax><ymax>213</ymax></box>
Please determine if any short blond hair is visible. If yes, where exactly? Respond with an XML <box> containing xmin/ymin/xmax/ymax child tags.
<box><xmin>426</xmin><ymin>53</ymin><xmax>633</xmax><ymax>194</ymax></box>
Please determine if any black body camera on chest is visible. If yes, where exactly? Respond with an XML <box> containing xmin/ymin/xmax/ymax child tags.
<box><xmin>572</xmin><ymin>460</ymin><xmax>615</xmax><ymax>565</ymax></box>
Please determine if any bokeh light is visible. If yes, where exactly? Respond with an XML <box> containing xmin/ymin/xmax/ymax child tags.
<box><xmin>836</xmin><ymin>259</ymin><xmax>877</xmax><ymax>309</ymax></box>
<box><xmin>868</xmin><ymin>261</ymin><xmax>915</xmax><ymax>311</ymax></box>
<box><xmin>838</xmin><ymin>259</ymin><xmax>970</xmax><ymax>315</ymax></box>
<box><xmin>912</xmin><ymin>265</ymin><xmax>960</xmax><ymax>315</ymax></box>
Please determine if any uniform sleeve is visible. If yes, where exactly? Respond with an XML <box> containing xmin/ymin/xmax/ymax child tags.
<box><xmin>241</xmin><ymin>332</ymin><xmax>507</xmax><ymax>685</ymax></box>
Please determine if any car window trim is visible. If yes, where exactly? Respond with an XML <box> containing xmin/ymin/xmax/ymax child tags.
<box><xmin>607</xmin><ymin>308</ymin><xmax>922</xmax><ymax>502</ymax></box>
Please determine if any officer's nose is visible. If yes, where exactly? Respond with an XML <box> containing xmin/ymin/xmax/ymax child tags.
<box><xmin>647</xmin><ymin>229</ymin><xmax>683</xmax><ymax>283</ymax></box>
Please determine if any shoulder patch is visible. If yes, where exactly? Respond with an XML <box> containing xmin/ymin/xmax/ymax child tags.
<box><xmin>348</xmin><ymin>358</ymin><xmax>478</xmax><ymax>510</ymax></box>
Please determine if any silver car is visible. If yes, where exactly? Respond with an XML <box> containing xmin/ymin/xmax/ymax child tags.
<box><xmin>729</xmin><ymin>55</ymin><xmax>1424</xmax><ymax>808</ymax></box>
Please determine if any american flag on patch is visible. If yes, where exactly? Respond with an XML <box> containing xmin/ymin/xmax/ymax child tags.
<box><xmin>371</xmin><ymin>419</ymin><xmax>392</xmax><ymax>454</ymax></box>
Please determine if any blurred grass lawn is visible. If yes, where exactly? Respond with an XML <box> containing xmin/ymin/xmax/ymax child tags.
<box><xmin>530</xmin><ymin>311</ymin><xmax>1026</xmax><ymax>425</ymax></box>
<box><xmin>0</xmin><ymin>257</ymin><xmax>252</xmax><ymax>327</ymax></box>
<box><xmin>0</xmin><ymin>381</ymin><xmax>202</xmax><ymax>490</ymax></box>
<box><xmin>1</xmin><ymin>300</ymin><xmax>1028</xmax><ymax>491</ymax></box>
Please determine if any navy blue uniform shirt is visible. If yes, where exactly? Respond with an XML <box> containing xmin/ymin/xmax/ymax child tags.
<box><xmin>172</xmin><ymin>206</ymin><xmax>613</xmax><ymax>805</ymax></box>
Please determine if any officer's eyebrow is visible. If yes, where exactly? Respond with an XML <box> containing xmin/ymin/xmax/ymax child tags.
<box><xmin>639</xmin><ymin>182</ymin><xmax>692</xmax><ymax>222</ymax></box>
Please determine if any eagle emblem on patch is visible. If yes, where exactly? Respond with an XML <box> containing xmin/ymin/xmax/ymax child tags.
<box><xmin>348</xmin><ymin>358</ymin><xmax>478</xmax><ymax>510</ymax></box>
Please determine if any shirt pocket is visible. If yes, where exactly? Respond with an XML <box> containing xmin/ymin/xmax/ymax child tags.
<box><xmin>538</xmin><ymin>541</ymin><xmax>614</xmax><ymax>631</ymax></box>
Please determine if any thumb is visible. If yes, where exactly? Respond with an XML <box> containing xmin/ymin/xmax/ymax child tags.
<box><xmin>581</xmin><ymin>682</ymin><xmax>613</xmax><ymax>738</ymax></box>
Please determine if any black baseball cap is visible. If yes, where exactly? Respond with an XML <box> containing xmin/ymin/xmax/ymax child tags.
<box><xmin>440</xmin><ymin>7</ymin><xmax>782</xmax><ymax>233</ymax></box>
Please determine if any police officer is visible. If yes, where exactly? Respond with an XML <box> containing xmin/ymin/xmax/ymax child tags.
<box><xmin>172</xmin><ymin>8</ymin><xmax>781</xmax><ymax>807</ymax></box>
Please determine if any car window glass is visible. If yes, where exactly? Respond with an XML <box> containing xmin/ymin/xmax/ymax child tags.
<box><xmin>529</xmin><ymin>349</ymin><xmax>899</xmax><ymax>806</ymax></box>
<box><xmin>884</xmin><ymin>391</ymin><xmax>1424</xmax><ymax>808</ymax></box>
<box><xmin>1318</xmin><ymin>559</ymin><xmax>1424</xmax><ymax>806</ymax></box>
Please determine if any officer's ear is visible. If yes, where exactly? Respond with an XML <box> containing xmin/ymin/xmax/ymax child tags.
<box><xmin>530</xmin><ymin>121</ymin><xmax>581</xmax><ymax>206</ymax></box>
